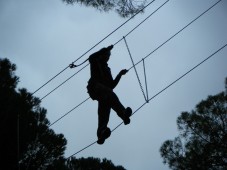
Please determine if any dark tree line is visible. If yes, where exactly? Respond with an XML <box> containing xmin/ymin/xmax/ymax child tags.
<box><xmin>160</xmin><ymin>78</ymin><xmax>227</xmax><ymax>170</ymax></box>
<box><xmin>48</xmin><ymin>157</ymin><xmax>126</xmax><ymax>170</ymax></box>
<box><xmin>0</xmin><ymin>58</ymin><xmax>126</xmax><ymax>170</ymax></box>
<box><xmin>0</xmin><ymin>58</ymin><xmax>67</xmax><ymax>169</ymax></box>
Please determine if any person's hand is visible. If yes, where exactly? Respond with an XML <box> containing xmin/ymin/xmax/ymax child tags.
<box><xmin>107</xmin><ymin>45</ymin><xmax>114</xmax><ymax>51</ymax></box>
<box><xmin>119</xmin><ymin>69</ymin><xmax>128</xmax><ymax>76</ymax></box>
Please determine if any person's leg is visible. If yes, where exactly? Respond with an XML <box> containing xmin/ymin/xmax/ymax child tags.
<box><xmin>108</xmin><ymin>91</ymin><xmax>125</xmax><ymax>117</ymax></box>
<box><xmin>109</xmin><ymin>92</ymin><xmax>132</xmax><ymax>125</ymax></box>
<box><xmin>97</xmin><ymin>100</ymin><xmax>111</xmax><ymax>139</ymax></box>
<box><xmin>97</xmin><ymin>83</ymin><xmax>132</xmax><ymax>126</ymax></box>
<box><xmin>96</xmin><ymin>83</ymin><xmax>125</xmax><ymax>117</ymax></box>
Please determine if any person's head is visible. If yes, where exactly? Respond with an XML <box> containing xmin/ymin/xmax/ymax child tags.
<box><xmin>99</xmin><ymin>45</ymin><xmax>113</xmax><ymax>63</ymax></box>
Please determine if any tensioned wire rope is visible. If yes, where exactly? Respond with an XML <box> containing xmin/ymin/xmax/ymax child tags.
<box><xmin>31</xmin><ymin>0</ymin><xmax>157</xmax><ymax>96</ymax></box>
<box><xmin>40</xmin><ymin>0</ymin><xmax>170</xmax><ymax>101</ymax></box>
<box><xmin>66</xmin><ymin>43</ymin><xmax>227</xmax><ymax>159</ymax></box>
<box><xmin>48</xmin><ymin>0</ymin><xmax>223</xmax><ymax>129</ymax></box>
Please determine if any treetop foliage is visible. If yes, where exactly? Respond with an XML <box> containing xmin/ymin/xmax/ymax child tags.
<box><xmin>63</xmin><ymin>0</ymin><xmax>147</xmax><ymax>17</ymax></box>
<box><xmin>160</xmin><ymin>78</ymin><xmax>227</xmax><ymax>170</ymax></box>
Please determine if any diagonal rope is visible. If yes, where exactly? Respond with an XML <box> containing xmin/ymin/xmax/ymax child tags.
<box><xmin>32</xmin><ymin>0</ymin><xmax>156</xmax><ymax>95</ymax></box>
<box><xmin>128</xmin><ymin>0</ymin><xmax>223</xmax><ymax>71</ymax></box>
<box><xmin>41</xmin><ymin>0</ymin><xmax>222</xmax><ymax>101</ymax></box>
<box><xmin>48</xmin><ymin>97</ymin><xmax>90</xmax><ymax>128</ymax></box>
<box><xmin>66</xmin><ymin>42</ymin><xmax>227</xmax><ymax>159</ymax></box>
<box><xmin>123</xmin><ymin>36</ymin><xmax>147</xmax><ymax>102</ymax></box>
<box><xmin>143</xmin><ymin>58</ymin><xmax>149</xmax><ymax>102</ymax></box>
<box><xmin>41</xmin><ymin>63</ymin><xmax>89</xmax><ymax>100</ymax></box>
<box><xmin>39</xmin><ymin>0</ymin><xmax>170</xmax><ymax>101</ymax></box>
<box><xmin>47</xmin><ymin>0</ymin><xmax>223</xmax><ymax>129</ymax></box>
<box><xmin>114</xmin><ymin>0</ymin><xmax>170</xmax><ymax>45</ymax></box>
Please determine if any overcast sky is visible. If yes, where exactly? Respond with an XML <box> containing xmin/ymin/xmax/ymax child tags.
<box><xmin>1</xmin><ymin>0</ymin><xmax>227</xmax><ymax>169</ymax></box>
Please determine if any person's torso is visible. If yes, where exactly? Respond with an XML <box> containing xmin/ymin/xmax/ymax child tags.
<box><xmin>90</xmin><ymin>61</ymin><xmax>113</xmax><ymax>88</ymax></box>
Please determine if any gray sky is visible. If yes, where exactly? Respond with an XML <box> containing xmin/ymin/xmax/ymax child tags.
<box><xmin>1</xmin><ymin>0</ymin><xmax>227</xmax><ymax>169</ymax></box>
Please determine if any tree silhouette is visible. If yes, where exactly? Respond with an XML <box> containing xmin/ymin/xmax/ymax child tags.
<box><xmin>0</xmin><ymin>58</ymin><xmax>19</xmax><ymax>169</ymax></box>
<box><xmin>62</xmin><ymin>0</ymin><xmax>146</xmax><ymax>17</ymax></box>
<box><xmin>160</xmin><ymin>78</ymin><xmax>227</xmax><ymax>170</ymax></box>
<box><xmin>0</xmin><ymin>58</ymin><xmax>67</xmax><ymax>169</ymax></box>
<box><xmin>64</xmin><ymin>157</ymin><xmax>126</xmax><ymax>170</ymax></box>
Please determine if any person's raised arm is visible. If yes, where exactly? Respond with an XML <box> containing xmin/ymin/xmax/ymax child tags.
<box><xmin>112</xmin><ymin>69</ymin><xmax>128</xmax><ymax>89</ymax></box>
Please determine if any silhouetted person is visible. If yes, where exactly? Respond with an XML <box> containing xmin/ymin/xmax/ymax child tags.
<box><xmin>87</xmin><ymin>45</ymin><xmax>132</xmax><ymax>144</ymax></box>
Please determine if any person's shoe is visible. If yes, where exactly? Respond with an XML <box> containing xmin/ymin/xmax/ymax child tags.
<box><xmin>123</xmin><ymin>107</ymin><xmax>132</xmax><ymax>125</ymax></box>
<box><xmin>97</xmin><ymin>127</ymin><xmax>111</xmax><ymax>145</ymax></box>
